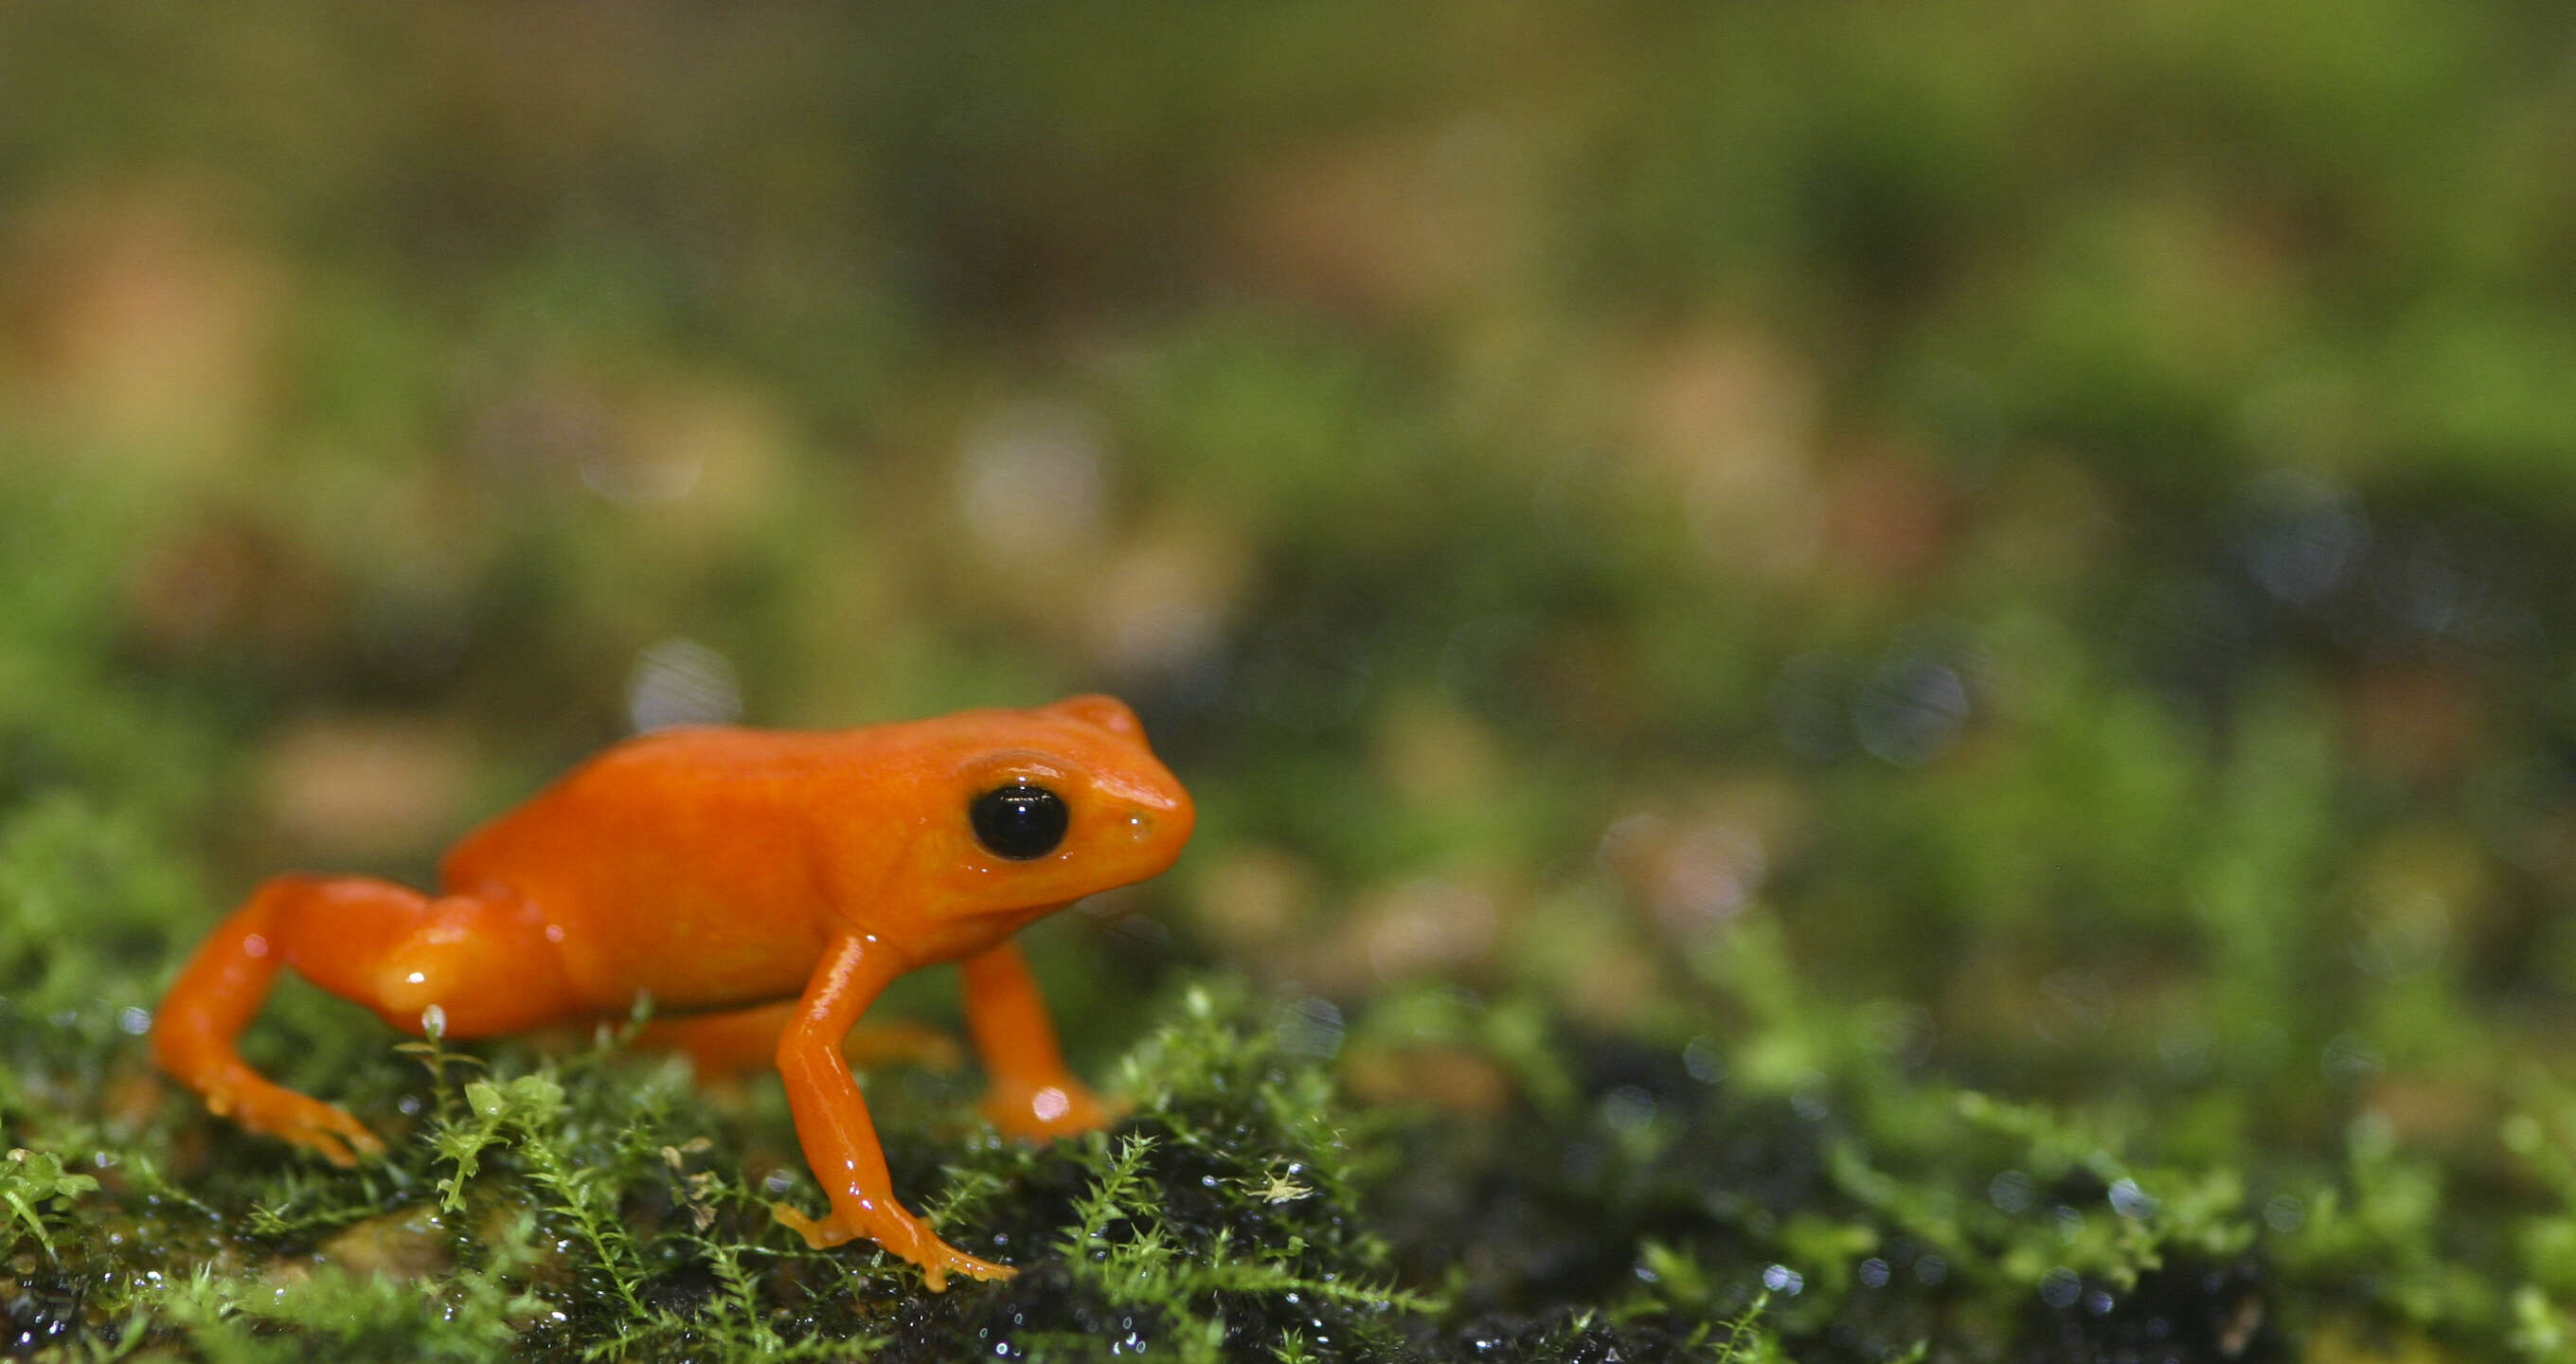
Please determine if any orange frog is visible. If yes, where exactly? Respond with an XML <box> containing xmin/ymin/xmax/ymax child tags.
<box><xmin>152</xmin><ymin>694</ymin><xmax>1194</xmax><ymax>1289</ymax></box>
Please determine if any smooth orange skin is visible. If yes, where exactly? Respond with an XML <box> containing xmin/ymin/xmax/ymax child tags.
<box><xmin>152</xmin><ymin>694</ymin><xmax>1194</xmax><ymax>1290</ymax></box>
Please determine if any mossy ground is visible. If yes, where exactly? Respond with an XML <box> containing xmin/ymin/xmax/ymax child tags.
<box><xmin>12</xmin><ymin>3</ymin><xmax>2576</xmax><ymax>1359</ymax></box>
<box><xmin>13</xmin><ymin>825</ymin><xmax>2576</xmax><ymax>1360</ymax></box>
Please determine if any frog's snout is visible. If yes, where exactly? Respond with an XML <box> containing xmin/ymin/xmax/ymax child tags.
<box><xmin>1119</xmin><ymin>783</ymin><xmax>1195</xmax><ymax>857</ymax></box>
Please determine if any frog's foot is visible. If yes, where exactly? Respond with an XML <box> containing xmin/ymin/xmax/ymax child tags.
<box><xmin>980</xmin><ymin>1077</ymin><xmax>1115</xmax><ymax>1142</ymax></box>
<box><xmin>207</xmin><ymin>1074</ymin><xmax>386</xmax><ymax>1167</ymax></box>
<box><xmin>770</xmin><ymin>1201</ymin><xmax>1013</xmax><ymax>1292</ymax></box>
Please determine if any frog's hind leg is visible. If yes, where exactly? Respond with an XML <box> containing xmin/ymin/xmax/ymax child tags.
<box><xmin>639</xmin><ymin>1003</ymin><xmax>961</xmax><ymax>1079</ymax></box>
<box><xmin>152</xmin><ymin>874</ymin><xmax>582</xmax><ymax>1164</ymax></box>
<box><xmin>152</xmin><ymin>876</ymin><xmax>387</xmax><ymax>1164</ymax></box>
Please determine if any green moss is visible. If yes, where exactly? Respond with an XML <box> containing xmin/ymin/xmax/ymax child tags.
<box><xmin>12</xmin><ymin>4</ymin><xmax>2576</xmax><ymax>1356</ymax></box>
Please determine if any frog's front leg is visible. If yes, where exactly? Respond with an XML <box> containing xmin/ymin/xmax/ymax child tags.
<box><xmin>960</xmin><ymin>940</ymin><xmax>1111</xmax><ymax>1140</ymax></box>
<box><xmin>770</xmin><ymin>933</ymin><xmax>1012</xmax><ymax>1292</ymax></box>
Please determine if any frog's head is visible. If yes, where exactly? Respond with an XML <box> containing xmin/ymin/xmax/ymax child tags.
<box><xmin>894</xmin><ymin>694</ymin><xmax>1194</xmax><ymax>947</ymax></box>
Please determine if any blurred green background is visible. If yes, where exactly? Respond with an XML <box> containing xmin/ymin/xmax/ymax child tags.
<box><xmin>9</xmin><ymin>3</ymin><xmax>2576</xmax><ymax>1358</ymax></box>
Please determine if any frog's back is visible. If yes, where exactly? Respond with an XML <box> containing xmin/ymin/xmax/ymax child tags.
<box><xmin>435</xmin><ymin>726</ymin><xmax>893</xmax><ymax>1009</ymax></box>
<box><xmin>441</xmin><ymin>727</ymin><xmax>854</xmax><ymax>886</ymax></box>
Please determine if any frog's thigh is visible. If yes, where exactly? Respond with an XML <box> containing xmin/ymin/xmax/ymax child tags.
<box><xmin>270</xmin><ymin>877</ymin><xmax>580</xmax><ymax>1038</ymax></box>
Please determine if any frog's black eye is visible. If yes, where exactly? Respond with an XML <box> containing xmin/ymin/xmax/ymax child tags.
<box><xmin>971</xmin><ymin>783</ymin><xmax>1068</xmax><ymax>860</ymax></box>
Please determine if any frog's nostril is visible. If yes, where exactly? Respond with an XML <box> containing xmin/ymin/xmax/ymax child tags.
<box><xmin>1123</xmin><ymin>810</ymin><xmax>1156</xmax><ymax>843</ymax></box>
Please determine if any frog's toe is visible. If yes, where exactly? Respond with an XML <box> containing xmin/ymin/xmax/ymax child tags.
<box><xmin>921</xmin><ymin>1242</ymin><xmax>1014</xmax><ymax>1292</ymax></box>
<box><xmin>295</xmin><ymin>1106</ymin><xmax>388</xmax><ymax>1165</ymax></box>
<box><xmin>769</xmin><ymin>1200</ymin><xmax>843</xmax><ymax>1249</ymax></box>
<box><xmin>231</xmin><ymin>1087</ymin><xmax>385</xmax><ymax>1165</ymax></box>
<box><xmin>304</xmin><ymin>1129</ymin><xmax>361</xmax><ymax>1167</ymax></box>
<box><xmin>769</xmin><ymin>1202</ymin><xmax>1013</xmax><ymax>1292</ymax></box>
